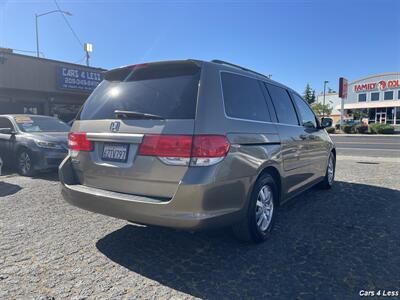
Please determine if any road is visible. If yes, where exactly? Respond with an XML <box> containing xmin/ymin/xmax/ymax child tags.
<box><xmin>1</xmin><ymin>155</ymin><xmax>399</xmax><ymax>299</ymax></box>
<box><xmin>331</xmin><ymin>135</ymin><xmax>400</xmax><ymax>158</ymax></box>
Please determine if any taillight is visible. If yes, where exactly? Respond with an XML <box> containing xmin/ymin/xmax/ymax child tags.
<box><xmin>68</xmin><ymin>132</ymin><xmax>93</xmax><ymax>151</ymax></box>
<box><xmin>138</xmin><ymin>135</ymin><xmax>192</xmax><ymax>157</ymax></box>
<box><xmin>191</xmin><ymin>135</ymin><xmax>230</xmax><ymax>166</ymax></box>
<box><xmin>138</xmin><ymin>134</ymin><xmax>230</xmax><ymax>166</ymax></box>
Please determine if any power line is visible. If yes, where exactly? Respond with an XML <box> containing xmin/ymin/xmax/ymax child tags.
<box><xmin>53</xmin><ymin>0</ymin><xmax>83</xmax><ymax>47</ymax></box>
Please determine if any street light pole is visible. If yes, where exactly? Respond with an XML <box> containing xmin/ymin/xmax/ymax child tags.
<box><xmin>35</xmin><ymin>14</ymin><xmax>39</xmax><ymax>57</ymax></box>
<box><xmin>322</xmin><ymin>80</ymin><xmax>329</xmax><ymax>118</ymax></box>
<box><xmin>35</xmin><ymin>10</ymin><xmax>72</xmax><ymax>58</ymax></box>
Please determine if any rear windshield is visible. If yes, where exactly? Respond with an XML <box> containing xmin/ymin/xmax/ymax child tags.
<box><xmin>78</xmin><ymin>61</ymin><xmax>201</xmax><ymax>120</ymax></box>
<box><xmin>14</xmin><ymin>116</ymin><xmax>70</xmax><ymax>132</ymax></box>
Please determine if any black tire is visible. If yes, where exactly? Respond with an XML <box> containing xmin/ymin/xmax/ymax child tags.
<box><xmin>232</xmin><ymin>173</ymin><xmax>278</xmax><ymax>243</ymax></box>
<box><xmin>317</xmin><ymin>152</ymin><xmax>335</xmax><ymax>189</ymax></box>
<box><xmin>17</xmin><ymin>149</ymin><xmax>36</xmax><ymax>177</ymax></box>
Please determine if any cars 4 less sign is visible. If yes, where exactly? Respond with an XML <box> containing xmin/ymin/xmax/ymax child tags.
<box><xmin>57</xmin><ymin>66</ymin><xmax>103</xmax><ymax>92</ymax></box>
<box><xmin>354</xmin><ymin>79</ymin><xmax>400</xmax><ymax>92</ymax></box>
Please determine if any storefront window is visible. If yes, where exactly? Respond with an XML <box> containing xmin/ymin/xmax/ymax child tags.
<box><xmin>22</xmin><ymin>103</ymin><xmax>43</xmax><ymax>115</ymax></box>
<box><xmin>398</xmin><ymin>90</ymin><xmax>400</xmax><ymax>100</ymax></box>
<box><xmin>396</xmin><ymin>107</ymin><xmax>400</xmax><ymax>125</ymax></box>
<box><xmin>387</xmin><ymin>107</ymin><xmax>394</xmax><ymax>124</ymax></box>
<box><xmin>377</xmin><ymin>107</ymin><xmax>386</xmax><ymax>113</ymax></box>
<box><xmin>371</xmin><ymin>92</ymin><xmax>380</xmax><ymax>101</ymax></box>
<box><xmin>50</xmin><ymin>104</ymin><xmax>82</xmax><ymax>122</ymax></box>
<box><xmin>368</xmin><ymin>108</ymin><xmax>376</xmax><ymax>123</ymax></box>
<box><xmin>358</xmin><ymin>93</ymin><xmax>367</xmax><ymax>102</ymax></box>
<box><xmin>384</xmin><ymin>91</ymin><xmax>394</xmax><ymax>100</ymax></box>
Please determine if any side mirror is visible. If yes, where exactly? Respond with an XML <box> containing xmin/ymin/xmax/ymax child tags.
<box><xmin>320</xmin><ymin>118</ymin><xmax>333</xmax><ymax>128</ymax></box>
<box><xmin>0</xmin><ymin>128</ymin><xmax>15</xmax><ymax>134</ymax></box>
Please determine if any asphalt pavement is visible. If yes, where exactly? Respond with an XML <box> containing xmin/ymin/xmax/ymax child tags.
<box><xmin>331</xmin><ymin>134</ymin><xmax>400</xmax><ymax>158</ymax></box>
<box><xmin>0</xmin><ymin>155</ymin><xmax>399</xmax><ymax>299</ymax></box>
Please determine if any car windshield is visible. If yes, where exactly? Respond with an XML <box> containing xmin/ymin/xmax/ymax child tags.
<box><xmin>14</xmin><ymin>116</ymin><xmax>70</xmax><ymax>132</ymax></box>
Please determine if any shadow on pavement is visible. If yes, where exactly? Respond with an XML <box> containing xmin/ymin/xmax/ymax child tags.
<box><xmin>0</xmin><ymin>181</ymin><xmax>22</xmax><ymax>197</ymax></box>
<box><xmin>96</xmin><ymin>181</ymin><xmax>400</xmax><ymax>299</ymax></box>
<box><xmin>32</xmin><ymin>171</ymin><xmax>59</xmax><ymax>182</ymax></box>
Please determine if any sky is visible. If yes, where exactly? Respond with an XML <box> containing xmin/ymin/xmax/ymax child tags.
<box><xmin>0</xmin><ymin>0</ymin><xmax>399</xmax><ymax>95</ymax></box>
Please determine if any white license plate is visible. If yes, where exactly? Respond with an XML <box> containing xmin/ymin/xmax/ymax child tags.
<box><xmin>102</xmin><ymin>143</ymin><xmax>129</xmax><ymax>162</ymax></box>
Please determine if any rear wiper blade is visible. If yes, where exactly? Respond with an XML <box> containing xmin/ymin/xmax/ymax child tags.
<box><xmin>114</xmin><ymin>110</ymin><xmax>165</xmax><ymax>120</ymax></box>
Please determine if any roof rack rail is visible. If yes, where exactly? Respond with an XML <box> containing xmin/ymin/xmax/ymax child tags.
<box><xmin>211</xmin><ymin>59</ymin><xmax>270</xmax><ymax>79</ymax></box>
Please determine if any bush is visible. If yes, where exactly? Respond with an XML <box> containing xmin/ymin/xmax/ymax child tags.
<box><xmin>342</xmin><ymin>125</ymin><xmax>354</xmax><ymax>134</ymax></box>
<box><xmin>369</xmin><ymin>123</ymin><xmax>395</xmax><ymax>134</ymax></box>
<box><xmin>326</xmin><ymin>127</ymin><xmax>335</xmax><ymax>134</ymax></box>
<box><xmin>354</xmin><ymin>124</ymin><xmax>368</xmax><ymax>134</ymax></box>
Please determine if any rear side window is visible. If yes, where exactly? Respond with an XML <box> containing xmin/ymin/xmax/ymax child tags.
<box><xmin>78</xmin><ymin>61</ymin><xmax>201</xmax><ymax>120</ymax></box>
<box><xmin>265</xmin><ymin>84</ymin><xmax>299</xmax><ymax>126</ymax></box>
<box><xmin>221</xmin><ymin>72</ymin><xmax>270</xmax><ymax>122</ymax></box>
<box><xmin>292</xmin><ymin>94</ymin><xmax>317</xmax><ymax>128</ymax></box>
<box><xmin>0</xmin><ymin>117</ymin><xmax>14</xmax><ymax>129</ymax></box>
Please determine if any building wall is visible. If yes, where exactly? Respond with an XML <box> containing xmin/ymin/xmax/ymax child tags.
<box><xmin>347</xmin><ymin>73</ymin><xmax>400</xmax><ymax>104</ymax></box>
<box><xmin>333</xmin><ymin>73</ymin><xmax>400</xmax><ymax>127</ymax></box>
<box><xmin>0</xmin><ymin>50</ymin><xmax>105</xmax><ymax>121</ymax></box>
<box><xmin>316</xmin><ymin>93</ymin><xmax>341</xmax><ymax>115</ymax></box>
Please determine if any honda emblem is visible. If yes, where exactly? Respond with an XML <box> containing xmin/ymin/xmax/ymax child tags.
<box><xmin>110</xmin><ymin>121</ymin><xmax>120</xmax><ymax>132</ymax></box>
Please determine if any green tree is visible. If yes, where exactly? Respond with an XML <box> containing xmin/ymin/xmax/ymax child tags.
<box><xmin>310</xmin><ymin>89</ymin><xmax>316</xmax><ymax>104</ymax></box>
<box><xmin>303</xmin><ymin>83</ymin><xmax>313</xmax><ymax>104</ymax></box>
<box><xmin>311</xmin><ymin>102</ymin><xmax>333</xmax><ymax>117</ymax></box>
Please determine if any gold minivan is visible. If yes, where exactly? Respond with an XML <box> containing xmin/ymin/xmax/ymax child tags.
<box><xmin>59</xmin><ymin>60</ymin><xmax>335</xmax><ymax>242</ymax></box>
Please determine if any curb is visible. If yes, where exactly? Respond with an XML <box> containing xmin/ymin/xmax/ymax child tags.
<box><xmin>330</xmin><ymin>134</ymin><xmax>400</xmax><ymax>137</ymax></box>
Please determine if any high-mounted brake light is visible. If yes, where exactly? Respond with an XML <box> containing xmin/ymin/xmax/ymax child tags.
<box><xmin>138</xmin><ymin>134</ymin><xmax>230</xmax><ymax>166</ymax></box>
<box><xmin>68</xmin><ymin>132</ymin><xmax>93</xmax><ymax>152</ymax></box>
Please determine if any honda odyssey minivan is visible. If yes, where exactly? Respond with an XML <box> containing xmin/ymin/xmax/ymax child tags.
<box><xmin>59</xmin><ymin>59</ymin><xmax>335</xmax><ymax>242</ymax></box>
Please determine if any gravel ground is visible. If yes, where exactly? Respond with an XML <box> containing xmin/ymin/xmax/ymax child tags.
<box><xmin>0</xmin><ymin>156</ymin><xmax>399</xmax><ymax>299</ymax></box>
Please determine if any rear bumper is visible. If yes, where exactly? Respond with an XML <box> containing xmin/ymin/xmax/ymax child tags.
<box><xmin>32</xmin><ymin>148</ymin><xmax>68</xmax><ymax>170</ymax></box>
<box><xmin>59</xmin><ymin>157</ymin><xmax>250</xmax><ymax>230</ymax></box>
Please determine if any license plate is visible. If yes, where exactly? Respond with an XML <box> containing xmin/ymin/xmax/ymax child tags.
<box><xmin>102</xmin><ymin>143</ymin><xmax>129</xmax><ymax>162</ymax></box>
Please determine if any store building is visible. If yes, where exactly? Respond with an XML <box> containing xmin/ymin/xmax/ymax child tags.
<box><xmin>0</xmin><ymin>48</ymin><xmax>105</xmax><ymax>122</ymax></box>
<box><xmin>334</xmin><ymin>73</ymin><xmax>400</xmax><ymax>128</ymax></box>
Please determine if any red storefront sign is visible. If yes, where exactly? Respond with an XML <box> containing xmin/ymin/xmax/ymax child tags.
<box><xmin>339</xmin><ymin>77</ymin><xmax>348</xmax><ymax>98</ymax></box>
<box><xmin>354</xmin><ymin>79</ymin><xmax>400</xmax><ymax>92</ymax></box>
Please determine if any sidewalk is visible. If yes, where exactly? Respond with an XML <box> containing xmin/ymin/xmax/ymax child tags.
<box><xmin>337</xmin><ymin>155</ymin><xmax>400</xmax><ymax>163</ymax></box>
<box><xmin>330</xmin><ymin>133</ymin><xmax>400</xmax><ymax>137</ymax></box>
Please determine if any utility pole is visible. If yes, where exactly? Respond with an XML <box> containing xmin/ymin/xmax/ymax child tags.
<box><xmin>35</xmin><ymin>14</ymin><xmax>39</xmax><ymax>57</ymax></box>
<box><xmin>322</xmin><ymin>80</ymin><xmax>329</xmax><ymax>118</ymax></box>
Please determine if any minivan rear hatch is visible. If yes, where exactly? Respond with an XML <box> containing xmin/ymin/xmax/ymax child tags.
<box><xmin>71</xmin><ymin>60</ymin><xmax>202</xmax><ymax>199</ymax></box>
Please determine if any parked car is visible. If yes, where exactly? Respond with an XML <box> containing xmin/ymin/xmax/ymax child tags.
<box><xmin>60</xmin><ymin>60</ymin><xmax>335</xmax><ymax>243</ymax></box>
<box><xmin>0</xmin><ymin>115</ymin><xmax>70</xmax><ymax>176</ymax></box>
<box><xmin>335</xmin><ymin>119</ymin><xmax>360</xmax><ymax>127</ymax></box>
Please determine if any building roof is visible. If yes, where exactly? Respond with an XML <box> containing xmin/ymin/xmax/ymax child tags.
<box><xmin>350</xmin><ymin>73</ymin><xmax>400</xmax><ymax>85</ymax></box>
<box><xmin>0</xmin><ymin>48</ymin><xmax>106</xmax><ymax>71</ymax></box>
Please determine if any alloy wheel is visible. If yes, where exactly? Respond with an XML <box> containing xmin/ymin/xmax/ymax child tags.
<box><xmin>327</xmin><ymin>154</ymin><xmax>334</xmax><ymax>185</ymax></box>
<box><xmin>255</xmin><ymin>185</ymin><xmax>274</xmax><ymax>232</ymax></box>
<box><xmin>19</xmin><ymin>152</ymin><xmax>31</xmax><ymax>175</ymax></box>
